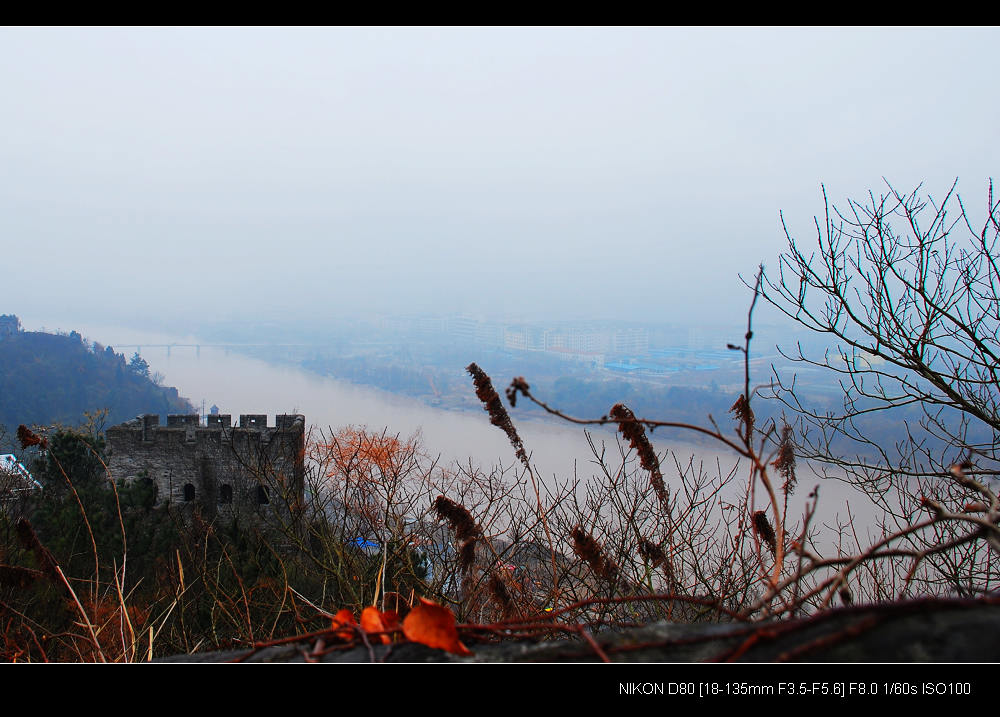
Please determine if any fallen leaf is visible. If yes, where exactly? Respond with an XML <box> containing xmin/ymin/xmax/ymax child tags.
<box><xmin>380</xmin><ymin>610</ymin><xmax>401</xmax><ymax>633</ymax></box>
<box><xmin>402</xmin><ymin>598</ymin><xmax>472</xmax><ymax>657</ymax></box>
<box><xmin>360</xmin><ymin>606</ymin><xmax>398</xmax><ymax>644</ymax></box>
<box><xmin>330</xmin><ymin>608</ymin><xmax>357</xmax><ymax>641</ymax></box>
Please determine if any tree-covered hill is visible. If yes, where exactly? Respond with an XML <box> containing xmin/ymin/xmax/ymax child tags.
<box><xmin>0</xmin><ymin>322</ymin><xmax>193</xmax><ymax>434</ymax></box>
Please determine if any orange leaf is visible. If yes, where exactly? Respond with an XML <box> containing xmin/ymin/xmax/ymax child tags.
<box><xmin>402</xmin><ymin>598</ymin><xmax>472</xmax><ymax>657</ymax></box>
<box><xmin>361</xmin><ymin>606</ymin><xmax>396</xmax><ymax>644</ymax></box>
<box><xmin>380</xmin><ymin>610</ymin><xmax>400</xmax><ymax>630</ymax></box>
<box><xmin>331</xmin><ymin>608</ymin><xmax>357</xmax><ymax>641</ymax></box>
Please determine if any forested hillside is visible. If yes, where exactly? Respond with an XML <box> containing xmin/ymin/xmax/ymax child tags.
<box><xmin>0</xmin><ymin>326</ymin><xmax>193</xmax><ymax>433</ymax></box>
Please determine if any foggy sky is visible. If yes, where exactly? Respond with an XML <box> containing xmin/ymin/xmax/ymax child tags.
<box><xmin>3</xmin><ymin>27</ymin><xmax>998</xmax><ymax>330</ymax></box>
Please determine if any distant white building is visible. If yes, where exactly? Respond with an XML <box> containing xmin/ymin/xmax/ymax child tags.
<box><xmin>612</xmin><ymin>328</ymin><xmax>649</xmax><ymax>356</ymax></box>
<box><xmin>445</xmin><ymin>315</ymin><xmax>478</xmax><ymax>343</ymax></box>
<box><xmin>504</xmin><ymin>327</ymin><xmax>529</xmax><ymax>351</ymax></box>
<box><xmin>475</xmin><ymin>322</ymin><xmax>504</xmax><ymax>348</ymax></box>
<box><xmin>544</xmin><ymin>327</ymin><xmax>610</xmax><ymax>354</ymax></box>
<box><xmin>0</xmin><ymin>454</ymin><xmax>41</xmax><ymax>494</ymax></box>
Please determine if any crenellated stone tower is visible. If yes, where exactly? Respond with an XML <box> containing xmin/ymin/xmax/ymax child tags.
<box><xmin>106</xmin><ymin>413</ymin><xmax>305</xmax><ymax>521</ymax></box>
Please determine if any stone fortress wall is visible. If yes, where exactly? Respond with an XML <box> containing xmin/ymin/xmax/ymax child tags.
<box><xmin>106</xmin><ymin>413</ymin><xmax>305</xmax><ymax>519</ymax></box>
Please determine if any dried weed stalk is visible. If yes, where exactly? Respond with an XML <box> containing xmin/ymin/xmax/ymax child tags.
<box><xmin>610</xmin><ymin>403</ymin><xmax>667</xmax><ymax>504</ymax></box>
<box><xmin>570</xmin><ymin>526</ymin><xmax>620</xmax><ymax>584</ymax></box>
<box><xmin>467</xmin><ymin>363</ymin><xmax>528</xmax><ymax>468</ymax></box>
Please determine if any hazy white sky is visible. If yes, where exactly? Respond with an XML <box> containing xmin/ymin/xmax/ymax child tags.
<box><xmin>3</xmin><ymin>27</ymin><xmax>997</xmax><ymax>329</ymax></box>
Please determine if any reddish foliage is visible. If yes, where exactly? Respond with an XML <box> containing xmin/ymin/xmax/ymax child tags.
<box><xmin>360</xmin><ymin>606</ymin><xmax>400</xmax><ymax>644</ymax></box>
<box><xmin>329</xmin><ymin>602</ymin><xmax>469</xmax><ymax>655</ymax></box>
<box><xmin>402</xmin><ymin>597</ymin><xmax>472</xmax><ymax>657</ymax></box>
<box><xmin>72</xmin><ymin>596</ymin><xmax>150</xmax><ymax>662</ymax></box>
<box><xmin>330</xmin><ymin>609</ymin><xmax>357</xmax><ymax>641</ymax></box>
<box><xmin>316</xmin><ymin>426</ymin><xmax>417</xmax><ymax>480</ymax></box>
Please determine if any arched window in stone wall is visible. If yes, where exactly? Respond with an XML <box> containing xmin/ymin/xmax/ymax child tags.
<box><xmin>184</xmin><ymin>483</ymin><xmax>195</xmax><ymax>502</ymax></box>
<box><xmin>256</xmin><ymin>485</ymin><xmax>269</xmax><ymax>505</ymax></box>
<box><xmin>219</xmin><ymin>484</ymin><xmax>233</xmax><ymax>504</ymax></box>
<box><xmin>140</xmin><ymin>475</ymin><xmax>157</xmax><ymax>504</ymax></box>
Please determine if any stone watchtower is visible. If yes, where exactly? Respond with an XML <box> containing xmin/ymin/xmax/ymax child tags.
<box><xmin>106</xmin><ymin>413</ymin><xmax>305</xmax><ymax>521</ymax></box>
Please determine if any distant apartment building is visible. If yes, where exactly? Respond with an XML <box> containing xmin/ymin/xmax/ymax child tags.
<box><xmin>686</xmin><ymin>326</ymin><xmax>715</xmax><ymax>351</ymax></box>
<box><xmin>445</xmin><ymin>315</ymin><xmax>478</xmax><ymax>344</ymax></box>
<box><xmin>474</xmin><ymin>322</ymin><xmax>504</xmax><ymax>349</ymax></box>
<box><xmin>414</xmin><ymin>316</ymin><xmax>446</xmax><ymax>339</ymax></box>
<box><xmin>612</xmin><ymin>328</ymin><xmax>649</xmax><ymax>356</ymax></box>
<box><xmin>504</xmin><ymin>325</ymin><xmax>546</xmax><ymax>352</ymax></box>
<box><xmin>546</xmin><ymin>346</ymin><xmax>605</xmax><ymax>367</ymax></box>
<box><xmin>381</xmin><ymin>313</ymin><xmax>649</xmax><ymax>358</ymax></box>
<box><xmin>544</xmin><ymin>327</ymin><xmax>610</xmax><ymax>354</ymax></box>
<box><xmin>539</xmin><ymin>326</ymin><xmax>648</xmax><ymax>358</ymax></box>
<box><xmin>503</xmin><ymin>326</ymin><xmax>529</xmax><ymax>351</ymax></box>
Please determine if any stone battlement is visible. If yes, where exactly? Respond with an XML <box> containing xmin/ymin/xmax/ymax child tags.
<box><xmin>119</xmin><ymin>413</ymin><xmax>304</xmax><ymax>432</ymax></box>
<box><xmin>106</xmin><ymin>413</ymin><xmax>305</xmax><ymax>516</ymax></box>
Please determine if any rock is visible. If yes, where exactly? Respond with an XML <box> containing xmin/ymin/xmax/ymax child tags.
<box><xmin>156</xmin><ymin>596</ymin><xmax>1000</xmax><ymax>663</ymax></box>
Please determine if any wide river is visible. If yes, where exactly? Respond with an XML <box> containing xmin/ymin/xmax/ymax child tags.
<box><xmin>25</xmin><ymin>317</ymin><xmax>878</xmax><ymax>544</ymax></box>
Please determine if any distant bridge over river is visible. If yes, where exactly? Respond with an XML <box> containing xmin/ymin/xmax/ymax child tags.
<box><xmin>109</xmin><ymin>343</ymin><xmax>333</xmax><ymax>358</ymax></box>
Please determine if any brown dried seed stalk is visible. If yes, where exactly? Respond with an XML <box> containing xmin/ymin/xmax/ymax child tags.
<box><xmin>637</xmin><ymin>537</ymin><xmax>664</xmax><ymax>565</ymax></box>
<box><xmin>638</xmin><ymin>537</ymin><xmax>674</xmax><ymax>583</ymax></box>
<box><xmin>752</xmin><ymin>510</ymin><xmax>777</xmax><ymax>556</ymax></box>
<box><xmin>15</xmin><ymin>519</ymin><xmax>61</xmax><ymax>583</ymax></box>
<box><xmin>467</xmin><ymin>363</ymin><xmax>528</xmax><ymax>466</ymax></box>
<box><xmin>433</xmin><ymin>496</ymin><xmax>483</xmax><ymax>575</ymax></box>
<box><xmin>730</xmin><ymin>394</ymin><xmax>755</xmax><ymax>440</ymax></box>
<box><xmin>488</xmin><ymin>572</ymin><xmax>516</xmax><ymax>618</ymax></box>
<box><xmin>773</xmin><ymin>422</ymin><xmax>797</xmax><ymax>496</ymax></box>
<box><xmin>570</xmin><ymin>526</ymin><xmax>619</xmax><ymax>583</ymax></box>
<box><xmin>458</xmin><ymin>539</ymin><xmax>477</xmax><ymax>575</ymax></box>
<box><xmin>432</xmin><ymin>496</ymin><xmax>482</xmax><ymax>543</ymax></box>
<box><xmin>17</xmin><ymin>425</ymin><xmax>47</xmax><ymax>450</ymax></box>
<box><xmin>609</xmin><ymin>403</ymin><xmax>666</xmax><ymax>503</ymax></box>
<box><xmin>505</xmin><ymin>377</ymin><xmax>530</xmax><ymax>408</ymax></box>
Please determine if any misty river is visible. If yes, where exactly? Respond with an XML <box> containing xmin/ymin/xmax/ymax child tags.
<box><xmin>38</xmin><ymin>319</ymin><xmax>878</xmax><ymax>547</ymax></box>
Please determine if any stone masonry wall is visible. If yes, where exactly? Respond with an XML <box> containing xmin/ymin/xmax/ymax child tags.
<box><xmin>106</xmin><ymin>413</ymin><xmax>305</xmax><ymax>521</ymax></box>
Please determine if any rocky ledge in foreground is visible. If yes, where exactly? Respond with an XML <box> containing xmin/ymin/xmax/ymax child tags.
<box><xmin>159</xmin><ymin>596</ymin><xmax>1000</xmax><ymax>663</ymax></box>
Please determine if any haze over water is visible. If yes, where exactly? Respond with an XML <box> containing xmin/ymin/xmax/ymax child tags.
<box><xmin>31</xmin><ymin>316</ymin><xmax>672</xmax><ymax>475</ymax></box>
<box><xmin>22</xmin><ymin>315</ymin><xmax>879</xmax><ymax>549</ymax></box>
